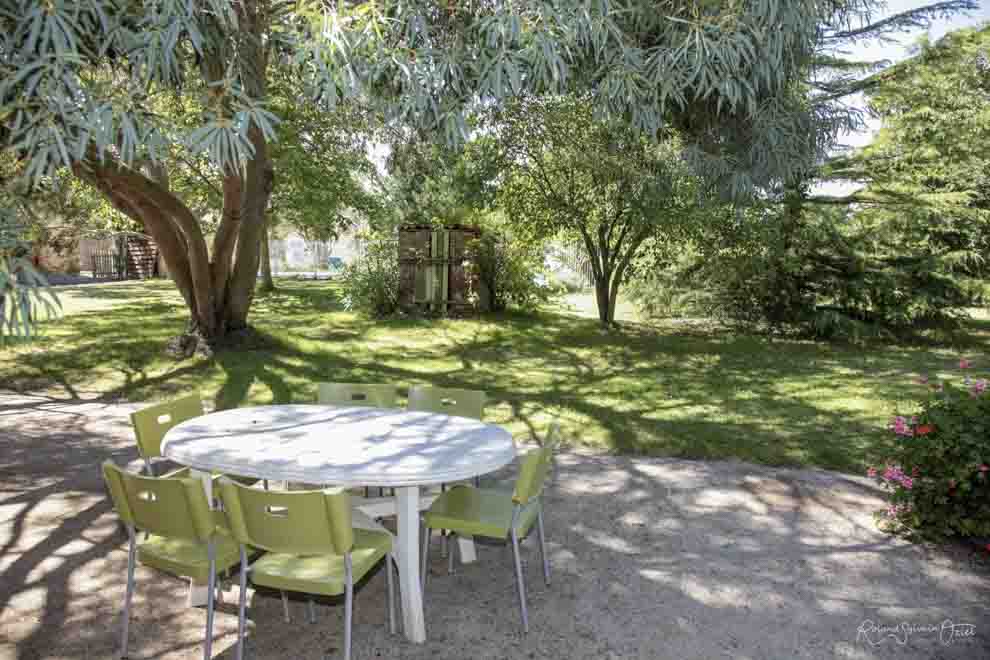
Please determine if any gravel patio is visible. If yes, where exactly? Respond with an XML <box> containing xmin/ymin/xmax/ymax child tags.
<box><xmin>1</xmin><ymin>393</ymin><xmax>988</xmax><ymax>660</ymax></box>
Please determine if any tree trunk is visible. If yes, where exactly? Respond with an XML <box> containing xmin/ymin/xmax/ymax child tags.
<box><xmin>65</xmin><ymin>0</ymin><xmax>277</xmax><ymax>353</ymax></box>
<box><xmin>259</xmin><ymin>222</ymin><xmax>275</xmax><ymax>292</ymax></box>
<box><xmin>594</xmin><ymin>276</ymin><xmax>614</xmax><ymax>326</ymax></box>
<box><xmin>222</xmin><ymin>123</ymin><xmax>274</xmax><ymax>329</ymax></box>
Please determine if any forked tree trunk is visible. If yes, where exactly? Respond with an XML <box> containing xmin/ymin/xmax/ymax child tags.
<box><xmin>71</xmin><ymin>0</ymin><xmax>273</xmax><ymax>351</ymax></box>
<box><xmin>594</xmin><ymin>277</ymin><xmax>614</xmax><ymax>325</ymax></box>
<box><xmin>73</xmin><ymin>150</ymin><xmax>271</xmax><ymax>347</ymax></box>
<box><xmin>583</xmin><ymin>227</ymin><xmax>649</xmax><ymax>327</ymax></box>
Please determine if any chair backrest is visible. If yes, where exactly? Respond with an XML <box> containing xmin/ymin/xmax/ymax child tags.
<box><xmin>130</xmin><ymin>392</ymin><xmax>204</xmax><ymax>461</ymax></box>
<box><xmin>407</xmin><ymin>386</ymin><xmax>485</xmax><ymax>420</ymax></box>
<box><xmin>218</xmin><ymin>480</ymin><xmax>354</xmax><ymax>556</ymax></box>
<box><xmin>102</xmin><ymin>460</ymin><xmax>215</xmax><ymax>541</ymax></box>
<box><xmin>317</xmin><ymin>382</ymin><xmax>398</xmax><ymax>409</ymax></box>
<box><xmin>512</xmin><ymin>423</ymin><xmax>560</xmax><ymax>505</ymax></box>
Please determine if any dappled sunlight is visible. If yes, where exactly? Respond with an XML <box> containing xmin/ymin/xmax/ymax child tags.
<box><xmin>1</xmin><ymin>396</ymin><xmax>988</xmax><ymax>658</ymax></box>
<box><xmin>6</xmin><ymin>279</ymin><xmax>988</xmax><ymax>471</ymax></box>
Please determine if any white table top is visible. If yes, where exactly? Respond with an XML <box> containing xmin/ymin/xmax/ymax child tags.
<box><xmin>161</xmin><ymin>404</ymin><xmax>516</xmax><ymax>487</ymax></box>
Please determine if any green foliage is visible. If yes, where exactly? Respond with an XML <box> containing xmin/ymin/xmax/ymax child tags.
<box><xmin>871</xmin><ymin>368</ymin><xmax>990</xmax><ymax>542</ymax></box>
<box><xmin>625</xmin><ymin>242</ymin><xmax>710</xmax><ymax>320</ymax></box>
<box><xmin>268</xmin><ymin>86</ymin><xmax>381</xmax><ymax>242</ymax></box>
<box><xmin>468</xmin><ymin>214</ymin><xmax>548</xmax><ymax>312</ymax></box>
<box><xmin>0</xmin><ymin>207</ymin><xmax>59</xmax><ymax>344</ymax></box>
<box><xmin>493</xmin><ymin>95</ymin><xmax>702</xmax><ymax>324</ymax></box>
<box><xmin>339</xmin><ymin>233</ymin><xmax>400</xmax><ymax>318</ymax></box>
<box><xmin>2</xmin><ymin>0</ymin><xmax>934</xmax><ymax>197</ymax></box>
<box><xmin>635</xmin><ymin>198</ymin><xmax>980</xmax><ymax>340</ymax></box>
<box><xmin>822</xmin><ymin>26</ymin><xmax>990</xmax><ymax>287</ymax></box>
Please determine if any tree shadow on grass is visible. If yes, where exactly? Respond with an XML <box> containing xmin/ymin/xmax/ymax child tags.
<box><xmin>5</xmin><ymin>281</ymin><xmax>989</xmax><ymax>473</ymax></box>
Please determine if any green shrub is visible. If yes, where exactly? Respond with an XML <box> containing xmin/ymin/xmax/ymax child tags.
<box><xmin>668</xmin><ymin>202</ymin><xmax>980</xmax><ymax>340</ymax></box>
<box><xmin>468</xmin><ymin>214</ymin><xmax>550</xmax><ymax>312</ymax></box>
<box><xmin>339</xmin><ymin>233</ymin><xmax>400</xmax><ymax>317</ymax></box>
<box><xmin>870</xmin><ymin>362</ymin><xmax>990</xmax><ymax>542</ymax></box>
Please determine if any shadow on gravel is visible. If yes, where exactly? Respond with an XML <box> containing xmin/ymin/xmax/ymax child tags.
<box><xmin>1</xmin><ymin>399</ymin><xmax>988</xmax><ymax>660</ymax></box>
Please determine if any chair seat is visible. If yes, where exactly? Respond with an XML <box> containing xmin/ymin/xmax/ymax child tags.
<box><xmin>139</xmin><ymin>530</ymin><xmax>241</xmax><ymax>584</ymax></box>
<box><xmin>249</xmin><ymin>529</ymin><xmax>392</xmax><ymax>597</ymax></box>
<box><xmin>423</xmin><ymin>486</ymin><xmax>541</xmax><ymax>540</ymax></box>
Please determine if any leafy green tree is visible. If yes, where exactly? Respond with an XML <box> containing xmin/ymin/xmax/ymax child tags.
<box><xmin>825</xmin><ymin>26</ymin><xmax>990</xmax><ymax>275</ymax></box>
<box><xmin>2</xmin><ymin>0</ymin><xmax>926</xmax><ymax>344</ymax></box>
<box><xmin>263</xmin><ymin>89</ymin><xmax>382</xmax><ymax>290</ymax></box>
<box><xmin>494</xmin><ymin>96</ymin><xmax>701</xmax><ymax>325</ymax></box>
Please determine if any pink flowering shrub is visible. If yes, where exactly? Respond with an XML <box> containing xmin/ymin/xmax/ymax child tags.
<box><xmin>869</xmin><ymin>360</ymin><xmax>990</xmax><ymax>541</ymax></box>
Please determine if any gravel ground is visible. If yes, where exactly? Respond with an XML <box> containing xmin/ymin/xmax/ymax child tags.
<box><xmin>1</xmin><ymin>393</ymin><xmax>988</xmax><ymax>660</ymax></box>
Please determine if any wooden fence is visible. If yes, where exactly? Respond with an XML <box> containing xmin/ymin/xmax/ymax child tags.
<box><xmin>87</xmin><ymin>236</ymin><xmax>160</xmax><ymax>280</ymax></box>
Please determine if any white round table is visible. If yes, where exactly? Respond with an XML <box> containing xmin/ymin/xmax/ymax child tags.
<box><xmin>161</xmin><ymin>404</ymin><xmax>516</xmax><ymax>643</ymax></box>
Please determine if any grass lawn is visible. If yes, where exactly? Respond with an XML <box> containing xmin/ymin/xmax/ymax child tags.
<box><xmin>3</xmin><ymin>278</ymin><xmax>988</xmax><ymax>473</ymax></box>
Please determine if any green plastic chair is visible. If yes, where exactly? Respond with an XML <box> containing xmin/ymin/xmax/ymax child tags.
<box><xmin>218</xmin><ymin>480</ymin><xmax>397</xmax><ymax>660</ymax></box>
<box><xmin>421</xmin><ymin>423</ymin><xmax>560</xmax><ymax>633</ymax></box>
<box><xmin>406</xmin><ymin>386</ymin><xmax>485</xmax><ymax>420</ymax></box>
<box><xmin>317</xmin><ymin>382</ymin><xmax>399</xmax><ymax>409</ymax></box>
<box><xmin>131</xmin><ymin>393</ymin><xmax>261</xmax><ymax>488</ymax></box>
<box><xmin>317</xmin><ymin>383</ymin><xmax>400</xmax><ymax>497</ymax></box>
<box><xmin>102</xmin><ymin>460</ymin><xmax>242</xmax><ymax>660</ymax></box>
<box><xmin>407</xmin><ymin>386</ymin><xmax>486</xmax><ymax>490</ymax></box>
<box><xmin>130</xmin><ymin>392</ymin><xmax>206</xmax><ymax>477</ymax></box>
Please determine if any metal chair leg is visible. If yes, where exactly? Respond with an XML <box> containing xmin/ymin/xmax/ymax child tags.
<box><xmin>440</xmin><ymin>529</ymin><xmax>448</xmax><ymax>558</ymax></box>
<box><xmin>120</xmin><ymin>526</ymin><xmax>137</xmax><ymax>659</ymax></box>
<box><xmin>307</xmin><ymin>599</ymin><xmax>317</xmax><ymax>624</ymax></box>
<box><xmin>344</xmin><ymin>554</ymin><xmax>354</xmax><ymax>660</ymax></box>
<box><xmin>263</xmin><ymin>479</ymin><xmax>269</xmax><ymax>491</ymax></box>
<box><xmin>510</xmin><ymin>528</ymin><xmax>529</xmax><ymax>633</ymax></box>
<box><xmin>537</xmin><ymin>506</ymin><xmax>551</xmax><ymax>586</ymax></box>
<box><xmin>237</xmin><ymin>546</ymin><xmax>248</xmax><ymax>660</ymax></box>
<box><xmin>386</xmin><ymin>554</ymin><xmax>396</xmax><ymax>634</ymax></box>
<box><xmin>420</xmin><ymin>524</ymin><xmax>431</xmax><ymax>591</ymax></box>
<box><xmin>281</xmin><ymin>591</ymin><xmax>291</xmax><ymax>623</ymax></box>
<box><xmin>204</xmin><ymin>541</ymin><xmax>217</xmax><ymax>660</ymax></box>
<box><xmin>447</xmin><ymin>533</ymin><xmax>456</xmax><ymax>575</ymax></box>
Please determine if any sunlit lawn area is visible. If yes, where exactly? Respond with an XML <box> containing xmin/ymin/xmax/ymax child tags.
<box><xmin>3</xmin><ymin>278</ymin><xmax>988</xmax><ymax>473</ymax></box>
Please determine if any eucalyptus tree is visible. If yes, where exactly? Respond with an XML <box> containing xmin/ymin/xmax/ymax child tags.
<box><xmin>2</xmin><ymin>0</ymin><xmax>926</xmax><ymax>346</ymax></box>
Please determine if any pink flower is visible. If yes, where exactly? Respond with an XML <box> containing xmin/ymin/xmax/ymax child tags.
<box><xmin>959</xmin><ymin>358</ymin><xmax>971</xmax><ymax>369</ymax></box>
<box><xmin>867</xmin><ymin>467</ymin><xmax>877</xmax><ymax>478</ymax></box>
<box><xmin>911</xmin><ymin>467</ymin><xmax>920</xmax><ymax>477</ymax></box>
<box><xmin>890</xmin><ymin>416</ymin><xmax>914</xmax><ymax>437</ymax></box>
<box><xmin>901</xmin><ymin>477</ymin><xmax>913</xmax><ymax>490</ymax></box>
<box><xmin>971</xmin><ymin>379</ymin><xmax>987</xmax><ymax>397</ymax></box>
<box><xmin>949</xmin><ymin>479</ymin><xmax>957</xmax><ymax>488</ymax></box>
<box><xmin>980</xmin><ymin>465</ymin><xmax>989</xmax><ymax>473</ymax></box>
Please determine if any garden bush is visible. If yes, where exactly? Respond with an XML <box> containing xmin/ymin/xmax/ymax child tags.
<box><xmin>869</xmin><ymin>361</ymin><xmax>990</xmax><ymax>542</ymax></box>
<box><xmin>634</xmin><ymin>202</ymin><xmax>981</xmax><ymax>340</ymax></box>
<box><xmin>339</xmin><ymin>233</ymin><xmax>400</xmax><ymax>317</ymax></box>
<box><xmin>469</xmin><ymin>215</ymin><xmax>550</xmax><ymax>312</ymax></box>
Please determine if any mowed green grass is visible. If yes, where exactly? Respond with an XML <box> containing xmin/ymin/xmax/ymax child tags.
<box><xmin>3</xmin><ymin>278</ymin><xmax>988</xmax><ymax>473</ymax></box>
